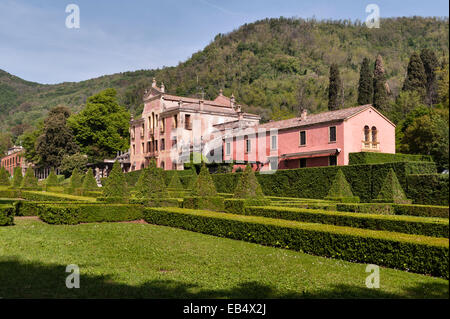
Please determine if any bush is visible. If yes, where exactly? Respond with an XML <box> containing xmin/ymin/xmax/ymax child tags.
<box><xmin>0</xmin><ymin>167</ymin><xmax>10</xmax><ymax>186</ymax></box>
<box><xmin>0</xmin><ymin>205</ymin><xmax>15</xmax><ymax>226</ymax></box>
<box><xmin>406</xmin><ymin>174</ymin><xmax>449</xmax><ymax>206</ymax></box>
<box><xmin>243</xmin><ymin>206</ymin><xmax>449</xmax><ymax>238</ymax></box>
<box><xmin>21</xmin><ymin>167</ymin><xmax>38</xmax><ymax>189</ymax></box>
<box><xmin>81</xmin><ymin>168</ymin><xmax>98</xmax><ymax>192</ymax></box>
<box><xmin>393</xmin><ymin>204</ymin><xmax>449</xmax><ymax>219</ymax></box>
<box><xmin>324</xmin><ymin>169</ymin><xmax>360</xmax><ymax>202</ymax></box>
<box><xmin>135</xmin><ymin>160</ymin><xmax>167</xmax><ymax>199</ymax></box>
<box><xmin>45</xmin><ymin>169</ymin><xmax>59</xmax><ymax>188</ymax></box>
<box><xmin>233</xmin><ymin>165</ymin><xmax>265</xmax><ymax>199</ymax></box>
<box><xmin>102</xmin><ymin>161</ymin><xmax>130</xmax><ymax>202</ymax></box>
<box><xmin>182</xmin><ymin>196</ymin><xmax>224</xmax><ymax>211</ymax></box>
<box><xmin>66</xmin><ymin>167</ymin><xmax>83</xmax><ymax>194</ymax></box>
<box><xmin>374</xmin><ymin>168</ymin><xmax>411</xmax><ymax>204</ymax></box>
<box><xmin>38</xmin><ymin>204</ymin><xmax>144</xmax><ymax>224</ymax></box>
<box><xmin>349</xmin><ymin>152</ymin><xmax>433</xmax><ymax>165</ymax></box>
<box><xmin>191</xmin><ymin>164</ymin><xmax>217</xmax><ymax>197</ymax></box>
<box><xmin>143</xmin><ymin>207</ymin><xmax>449</xmax><ymax>278</ymax></box>
<box><xmin>129</xmin><ymin>198</ymin><xmax>182</xmax><ymax>207</ymax></box>
<box><xmin>167</xmin><ymin>172</ymin><xmax>185</xmax><ymax>198</ymax></box>
<box><xmin>224</xmin><ymin>198</ymin><xmax>271</xmax><ymax>214</ymax></box>
<box><xmin>11</xmin><ymin>167</ymin><xmax>23</xmax><ymax>188</ymax></box>
<box><xmin>336</xmin><ymin>203</ymin><xmax>394</xmax><ymax>215</ymax></box>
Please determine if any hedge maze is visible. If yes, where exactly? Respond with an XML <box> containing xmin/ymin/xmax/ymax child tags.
<box><xmin>1</xmin><ymin>154</ymin><xmax>449</xmax><ymax>279</ymax></box>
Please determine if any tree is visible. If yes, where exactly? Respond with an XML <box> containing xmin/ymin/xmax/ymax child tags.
<box><xmin>21</xmin><ymin>167</ymin><xmax>38</xmax><ymax>189</ymax></box>
<box><xmin>135</xmin><ymin>159</ymin><xmax>167</xmax><ymax>199</ymax></box>
<box><xmin>0</xmin><ymin>167</ymin><xmax>10</xmax><ymax>186</ymax></box>
<box><xmin>35</xmin><ymin>106</ymin><xmax>79</xmax><ymax>168</ymax></box>
<box><xmin>19</xmin><ymin>124</ymin><xmax>43</xmax><ymax>164</ymax></box>
<box><xmin>328</xmin><ymin>63</ymin><xmax>341</xmax><ymax>110</ymax></box>
<box><xmin>59</xmin><ymin>153</ymin><xmax>88</xmax><ymax>178</ymax></box>
<box><xmin>67</xmin><ymin>167</ymin><xmax>83</xmax><ymax>194</ymax></box>
<box><xmin>168</xmin><ymin>172</ymin><xmax>185</xmax><ymax>198</ymax></box>
<box><xmin>11</xmin><ymin>167</ymin><xmax>23</xmax><ymax>188</ymax></box>
<box><xmin>357</xmin><ymin>58</ymin><xmax>373</xmax><ymax>105</ymax></box>
<box><xmin>191</xmin><ymin>164</ymin><xmax>217</xmax><ymax>197</ymax></box>
<box><xmin>420</xmin><ymin>49</ymin><xmax>439</xmax><ymax>105</ymax></box>
<box><xmin>0</xmin><ymin>133</ymin><xmax>12</xmax><ymax>155</ymax></box>
<box><xmin>402</xmin><ymin>52</ymin><xmax>427</xmax><ymax>100</ymax></box>
<box><xmin>81</xmin><ymin>168</ymin><xmax>98</xmax><ymax>191</ymax></box>
<box><xmin>68</xmin><ymin>88</ymin><xmax>130</xmax><ymax>161</ymax></box>
<box><xmin>436</xmin><ymin>63</ymin><xmax>449</xmax><ymax>108</ymax></box>
<box><xmin>233</xmin><ymin>165</ymin><xmax>264</xmax><ymax>198</ymax></box>
<box><xmin>45</xmin><ymin>169</ymin><xmax>59</xmax><ymax>187</ymax></box>
<box><xmin>102</xmin><ymin>161</ymin><xmax>130</xmax><ymax>201</ymax></box>
<box><xmin>373</xmin><ymin>54</ymin><xmax>389</xmax><ymax>112</ymax></box>
<box><xmin>388</xmin><ymin>91</ymin><xmax>425</xmax><ymax>124</ymax></box>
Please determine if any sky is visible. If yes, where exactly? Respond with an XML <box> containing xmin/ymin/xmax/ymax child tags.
<box><xmin>0</xmin><ymin>0</ymin><xmax>448</xmax><ymax>84</ymax></box>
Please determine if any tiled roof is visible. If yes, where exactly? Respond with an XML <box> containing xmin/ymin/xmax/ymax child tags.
<box><xmin>257</xmin><ymin>105</ymin><xmax>373</xmax><ymax>130</ymax></box>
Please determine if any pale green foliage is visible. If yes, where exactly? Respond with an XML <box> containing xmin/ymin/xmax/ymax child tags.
<box><xmin>135</xmin><ymin>160</ymin><xmax>167</xmax><ymax>199</ymax></box>
<box><xmin>233</xmin><ymin>165</ymin><xmax>264</xmax><ymax>198</ymax></box>
<box><xmin>191</xmin><ymin>164</ymin><xmax>217</xmax><ymax>197</ymax></box>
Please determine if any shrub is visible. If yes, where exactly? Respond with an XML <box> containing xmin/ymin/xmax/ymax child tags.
<box><xmin>81</xmin><ymin>168</ymin><xmax>98</xmax><ymax>192</ymax></box>
<box><xmin>191</xmin><ymin>164</ymin><xmax>217</xmax><ymax>197</ymax></box>
<box><xmin>349</xmin><ymin>152</ymin><xmax>433</xmax><ymax>165</ymax></box>
<box><xmin>102</xmin><ymin>161</ymin><xmax>130</xmax><ymax>202</ymax></box>
<box><xmin>183</xmin><ymin>196</ymin><xmax>224</xmax><ymax>211</ymax></box>
<box><xmin>224</xmin><ymin>198</ymin><xmax>271</xmax><ymax>214</ymax></box>
<box><xmin>336</xmin><ymin>203</ymin><xmax>394</xmax><ymax>215</ymax></box>
<box><xmin>21</xmin><ymin>167</ymin><xmax>38</xmax><ymax>189</ymax></box>
<box><xmin>393</xmin><ymin>204</ymin><xmax>449</xmax><ymax>219</ymax></box>
<box><xmin>129</xmin><ymin>198</ymin><xmax>182</xmax><ymax>207</ymax></box>
<box><xmin>406</xmin><ymin>174</ymin><xmax>449</xmax><ymax>206</ymax></box>
<box><xmin>0</xmin><ymin>205</ymin><xmax>15</xmax><ymax>226</ymax></box>
<box><xmin>143</xmin><ymin>207</ymin><xmax>449</xmax><ymax>278</ymax></box>
<box><xmin>168</xmin><ymin>172</ymin><xmax>185</xmax><ymax>198</ymax></box>
<box><xmin>11</xmin><ymin>167</ymin><xmax>23</xmax><ymax>188</ymax></box>
<box><xmin>233</xmin><ymin>165</ymin><xmax>264</xmax><ymax>199</ymax></box>
<box><xmin>374</xmin><ymin>168</ymin><xmax>411</xmax><ymax>204</ymax></box>
<box><xmin>45</xmin><ymin>169</ymin><xmax>59</xmax><ymax>188</ymax></box>
<box><xmin>324</xmin><ymin>169</ymin><xmax>360</xmax><ymax>202</ymax></box>
<box><xmin>67</xmin><ymin>167</ymin><xmax>83</xmax><ymax>194</ymax></box>
<box><xmin>135</xmin><ymin>159</ymin><xmax>167</xmax><ymax>199</ymax></box>
<box><xmin>0</xmin><ymin>167</ymin><xmax>10</xmax><ymax>186</ymax></box>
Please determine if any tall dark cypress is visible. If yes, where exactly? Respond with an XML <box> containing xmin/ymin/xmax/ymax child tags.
<box><xmin>357</xmin><ymin>57</ymin><xmax>373</xmax><ymax>105</ymax></box>
<box><xmin>373</xmin><ymin>54</ymin><xmax>389</xmax><ymax>111</ymax></box>
<box><xmin>328</xmin><ymin>63</ymin><xmax>341</xmax><ymax>111</ymax></box>
<box><xmin>420</xmin><ymin>48</ymin><xmax>439</xmax><ymax>105</ymax></box>
<box><xmin>402</xmin><ymin>52</ymin><xmax>427</xmax><ymax>99</ymax></box>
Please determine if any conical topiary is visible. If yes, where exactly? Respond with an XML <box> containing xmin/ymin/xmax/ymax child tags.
<box><xmin>21</xmin><ymin>167</ymin><xmax>38</xmax><ymax>189</ymax></box>
<box><xmin>135</xmin><ymin>159</ymin><xmax>167</xmax><ymax>199</ymax></box>
<box><xmin>45</xmin><ymin>169</ymin><xmax>59</xmax><ymax>187</ymax></box>
<box><xmin>102</xmin><ymin>161</ymin><xmax>130</xmax><ymax>201</ymax></box>
<box><xmin>82</xmin><ymin>168</ymin><xmax>98</xmax><ymax>191</ymax></box>
<box><xmin>187</xmin><ymin>165</ymin><xmax>198</xmax><ymax>190</ymax></box>
<box><xmin>68</xmin><ymin>167</ymin><xmax>83</xmax><ymax>194</ymax></box>
<box><xmin>12</xmin><ymin>167</ymin><xmax>23</xmax><ymax>188</ymax></box>
<box><xmin>191</xmin><ymin>164</ymin><xmax>217</xmax><ymax>197</ymax></box>
<box><xmin>325</xmin><ymin>169</ymin><xmax>359</xmax><ymax>202</ymax></box>
<box><xmin>375</xmin><ymin>168</ymin><xmax>411</xmax><ymax>204</ymax></box>
<box><xmin>0</xmin><ymin>167</ymin><xmax>10</xmax><ymax>186</ymax></box>
<box><xmin>233</xmin><ymin>165</ymin><xmax>264</xmax><ymax>198</ymax></box>
<box><xmin>168</xmin><ymin>172</ymin><xmax>185</xmax><ymax>198</ymax></box>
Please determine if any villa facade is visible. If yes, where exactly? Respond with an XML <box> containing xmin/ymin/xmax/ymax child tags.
<box><xmin>129</xmin><ymin>80</ymin><xmax>395</xmax><ymax>171</ymax></box>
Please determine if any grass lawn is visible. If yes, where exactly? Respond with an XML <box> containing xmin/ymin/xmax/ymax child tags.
<box><xmin>0</xmin><ymin>218</ymin><xmax>448</xmax><ymax>299</ymax></box>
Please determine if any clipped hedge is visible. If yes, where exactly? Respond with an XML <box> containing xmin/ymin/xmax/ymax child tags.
<box><xmin>182</xmin><ymin>196</ymin><xmax>224</xmax><ymax>211</ymax></box>
<box><xmin>406</xmin><ymin>174</ymin><xmax>449</xmax><ymax>206</ymax></box>
<box><xmin>143</xmin><ymin>207</ymin><xmax>449</xmax><ymax>278</ymax></box>
<box><xmin>224</xmin><ymin>198</ymin><xmax>271</xmax><ymax>214</ymax></box>
<box><xmin>349</xmin><ymin>152</ymin><xmax>433</xmax><ymax>165</ymax></box>
<box><xmin>0</xmin><ymin>205</ymin><xmax>15</xmax><ymax>226</ymax></box>
<box><xmin>129</xmin><ymin>198</ymin><xmax>182</xmax><ymax>207</ymax></box>
<box><xmin>243</xmin><ymin>206</ymin><xmax>449</xmax><ymax>238</ymax></box>
<box><xmin>337</xmin><ymin>203</ymin><xmax>449</xmax><ymax>219</ymax></box>
<box><xmin>38</xmin><ymin>204</ymin><xmax>144</xmax><ymax>224</ymax></box>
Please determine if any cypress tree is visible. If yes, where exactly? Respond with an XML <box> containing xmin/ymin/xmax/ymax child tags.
<box><xmin>376</xmin><ymin>168</ymin><xmax>410</xmax><ymax>204</ymax></box>
<box><xmin>0</xmin><ymin>167</ymin><xmax>10</xmax><ymax>186</ymax></box>
<box><xmin>168</xmin><ymin>172</ymin><xmax>185</xmax><ymax>198</ymax></box>
<box><xmin>326</xmin><ymin>169</ymin><xmax>354</xmax><ymax>199</ymax></box>
<box><xmin>357</xmin><ymin>58</ymin><xmax>373</xmax><ymax>105</ymax></box>
<box><xmin>328</xmin><ymin>63</ymin><xmax>341</xmax><ymax>110</ymax></box>
<box><xmin>102</xmin><ymin>161</ymin><xmax>130</xmax><ymax>201</ymax></box>
<box><xmin>191</xmin><ymin>164</ymin><xmax>217</xmax><ymax>197</ymax></box>
<box><xmin>45</xmin><ymin>169</ymin><xmax>59</xmax><ymax>187</ymax></box>
<box><xmin>233</xmin><ymin>165</ymin><xmax>264</xmax><ymax>199</ymax></box>
<box><xmin>373</xmin><ymin>54</ymin><xmax>389</xmax><ymax>111</ymax></box>
<box><xmin>402</xmin><ymin>52</ymin><xmax>427</xmax><ymax>100</ymax></box>
<box><xmin>21</xmin><ymin>167</ymin><xmax>38</xmax><ymax>189</ymax></box>
<box><xmin>420</xmin><ymin>48</ymin><xmax>439</xmax><ymax>105</ymax></box>
<box><xmin>82</xmin><ymin>168</ymin><xmax>98</xmax><ymax>191</ymax></box>
<box><xmin>68</xmin><ymin>167</ymin><xmax>83</xmax><ymax>194</ymax></box>
<box><xmin>11</xmin><ymin>167</ymin><xmax>23</xmax><ymax>188</ymax></box>
<box><xmin>135</xmin><ymin>159</ymin><xmax>167</xmax><ymax>199</ymax></box>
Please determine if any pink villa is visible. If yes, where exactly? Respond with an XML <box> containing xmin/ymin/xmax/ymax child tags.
<box><xmin>129</xmin><ymin>79</ymin><xmax>395</xmax><ymax>172</ymax></box>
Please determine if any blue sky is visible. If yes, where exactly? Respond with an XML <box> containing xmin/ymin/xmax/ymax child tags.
<box><xmin>0</xmin><ymin>0</ymin><xmax>448</xmax><ymax>84</ymax></box>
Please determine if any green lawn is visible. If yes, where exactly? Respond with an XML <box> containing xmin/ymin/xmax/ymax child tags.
<box><xmin>0</xmin><ymin>218</ymin><xmax>448</xmax><ymax>299</ymax></box>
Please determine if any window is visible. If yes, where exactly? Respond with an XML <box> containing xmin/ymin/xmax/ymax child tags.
<box><xmin>132</xmin><ymin>144</ymin><xmax>135</xmax><ymax>155</ymax></box>
<box><xmin>141</xmin><ymin>124</ymin><xmax>145</xmax><ymax>137</ymax></box>
<box><xmin>364</xmin><ymin>125</ymin><xmax>370</xmax><ymax>142</ymax></box>
<box><xmin>172</xmin><ymin>137</ymin><xmax>177</xmax><ymax>148</ymax></box>
<box><xmin>329</xmin><ymin>155</ymin><xmax>337</xmax><ymax>166</ymax></box>
<box><xmin>226</xmin><ymin>142</ymin><xmax>231</xmax><ymax>155</ymax></box>
<box><xmin>300</xmin><ymin>158</ymin><xmax>307</xmax><ymax>168</ymax></box>
<box><xmin>299</xmin><ymin>131</ymin><xmax>306</xmax><ymax>146</ymax></box>
<box><xmin>155</xmin><ymin>140</ymin><xmax>158</xmax><ymax>151</ymax></box>
<box><xmin>147</xmin><ymin>142</ymin><xmax>151</xmax><ymax>153</ymax></box>
<box><xmin>270</xmin><ymin>159</ymin><xmax>278</xmax><ymax>171</ymax></box>
<box><xmin>245</xmin><ymin>138</ymin><xmax>251</xmax><ymax>153</ymax></box>
<box><xmin>185</xmin><ymin>114</ymin><xmax>191</xmax><ymax>130</ymax></box>
<box><xmin>371</xmin><ymin>126</ymin><xmax>377</xmax><ymax>142</ymax></box>
<box><xmin>161</xmin><ymin>139</ymin><xmax>165</xmax><ymax>151</ymax></box>
<box><xmin>329</xmin><ymin>126</ymin><xmax>336</xmax><ymax>142</ymax></box>
<box><xmin>173</xmin><ymin>115</ymin><xmax>178</xmax><ymax>128</ymax></box>
<box><xmin>271</xmin><ymin>135</ymin><xmax>277</xmax><ymax>150</ymax></box>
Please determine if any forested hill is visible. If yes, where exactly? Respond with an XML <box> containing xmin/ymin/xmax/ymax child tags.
<box><xmin>0</xmin><ymin>16</ymin><xmax>448</xmax><ymax>138</ymax></box>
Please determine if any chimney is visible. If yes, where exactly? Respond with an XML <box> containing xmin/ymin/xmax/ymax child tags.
<box><xmin>161</xmin><ymin>82</ymin><xmax>165</xmax><ymax>93</ymax></box>
<box><xmin>230</xmin><ymin>93</ymin><xmax>235</xmax><ymax>110</ymax></box>
<box><xmin>301</xmin><ymin>109</ymin><xmax>308</xmax><ymax>121</ymax></box>
<box><xmin>178</xmin><ymin>99</ymin><xmax>183</xmax><ymax>107</ymax></box>
<box><xmin>219</xmin><ymin>88</ymin><xmax>223</xmax><ymax>96</ymax></box>
<box><xmin>199</xmin><ymin>99</ymin><xmax>204</xmax><ymax>111</ymax></box>
<box><xmin>152</xmin><ymin>77</ymin><xmax>156</xmax><ymax>88</ymax></box>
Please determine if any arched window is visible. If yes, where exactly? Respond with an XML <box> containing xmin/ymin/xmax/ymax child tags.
<box><xmin>371</xmin><ymin>126</ymin><xmax>377</xmax><ymax>143</ymax></box>
<box><xmin>160</xmin><ymin>161</ymin><xmax>165</xmax><ymax>170</ymax></box>
<box><xmin>364</xmin><ymin>126</ymin><xmax>370</xmax><ymax>142</ymax></box>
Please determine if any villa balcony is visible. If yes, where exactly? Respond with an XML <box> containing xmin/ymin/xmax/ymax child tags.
<box><xmin>361</xmin><ymin>141</ymin><xmax>380</xmax><ymax>151</ymax></box>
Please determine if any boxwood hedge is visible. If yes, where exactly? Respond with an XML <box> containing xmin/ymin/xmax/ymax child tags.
<box><xmin>0</xmin><ymin>205</ymin><xmax>15</xmax><ymax>226</ymax></box>
<box><xmin>143</xmin><ymin>207</ymin><xmax>449</xmax><ymax>278</ymax></box>
<box><xmin>348</xmin><ymin>152</ymin><xmax>433</xmax><ymax>165</ymax></box>
<box><xmin>406</xmin><ymin>174</ymin><xmax>449</xmax><ymax>206</ymax></box>
<box><xmin>336</xmin><ymin>203</ymin><xmax>449</xmax><ymax>219</ymax></box>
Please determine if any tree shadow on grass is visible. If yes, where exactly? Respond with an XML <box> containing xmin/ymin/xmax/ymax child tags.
<box><xmin>0</xmin><ymin>257</ymin><xmax>447</xmax><ymax>299</ymax></box>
